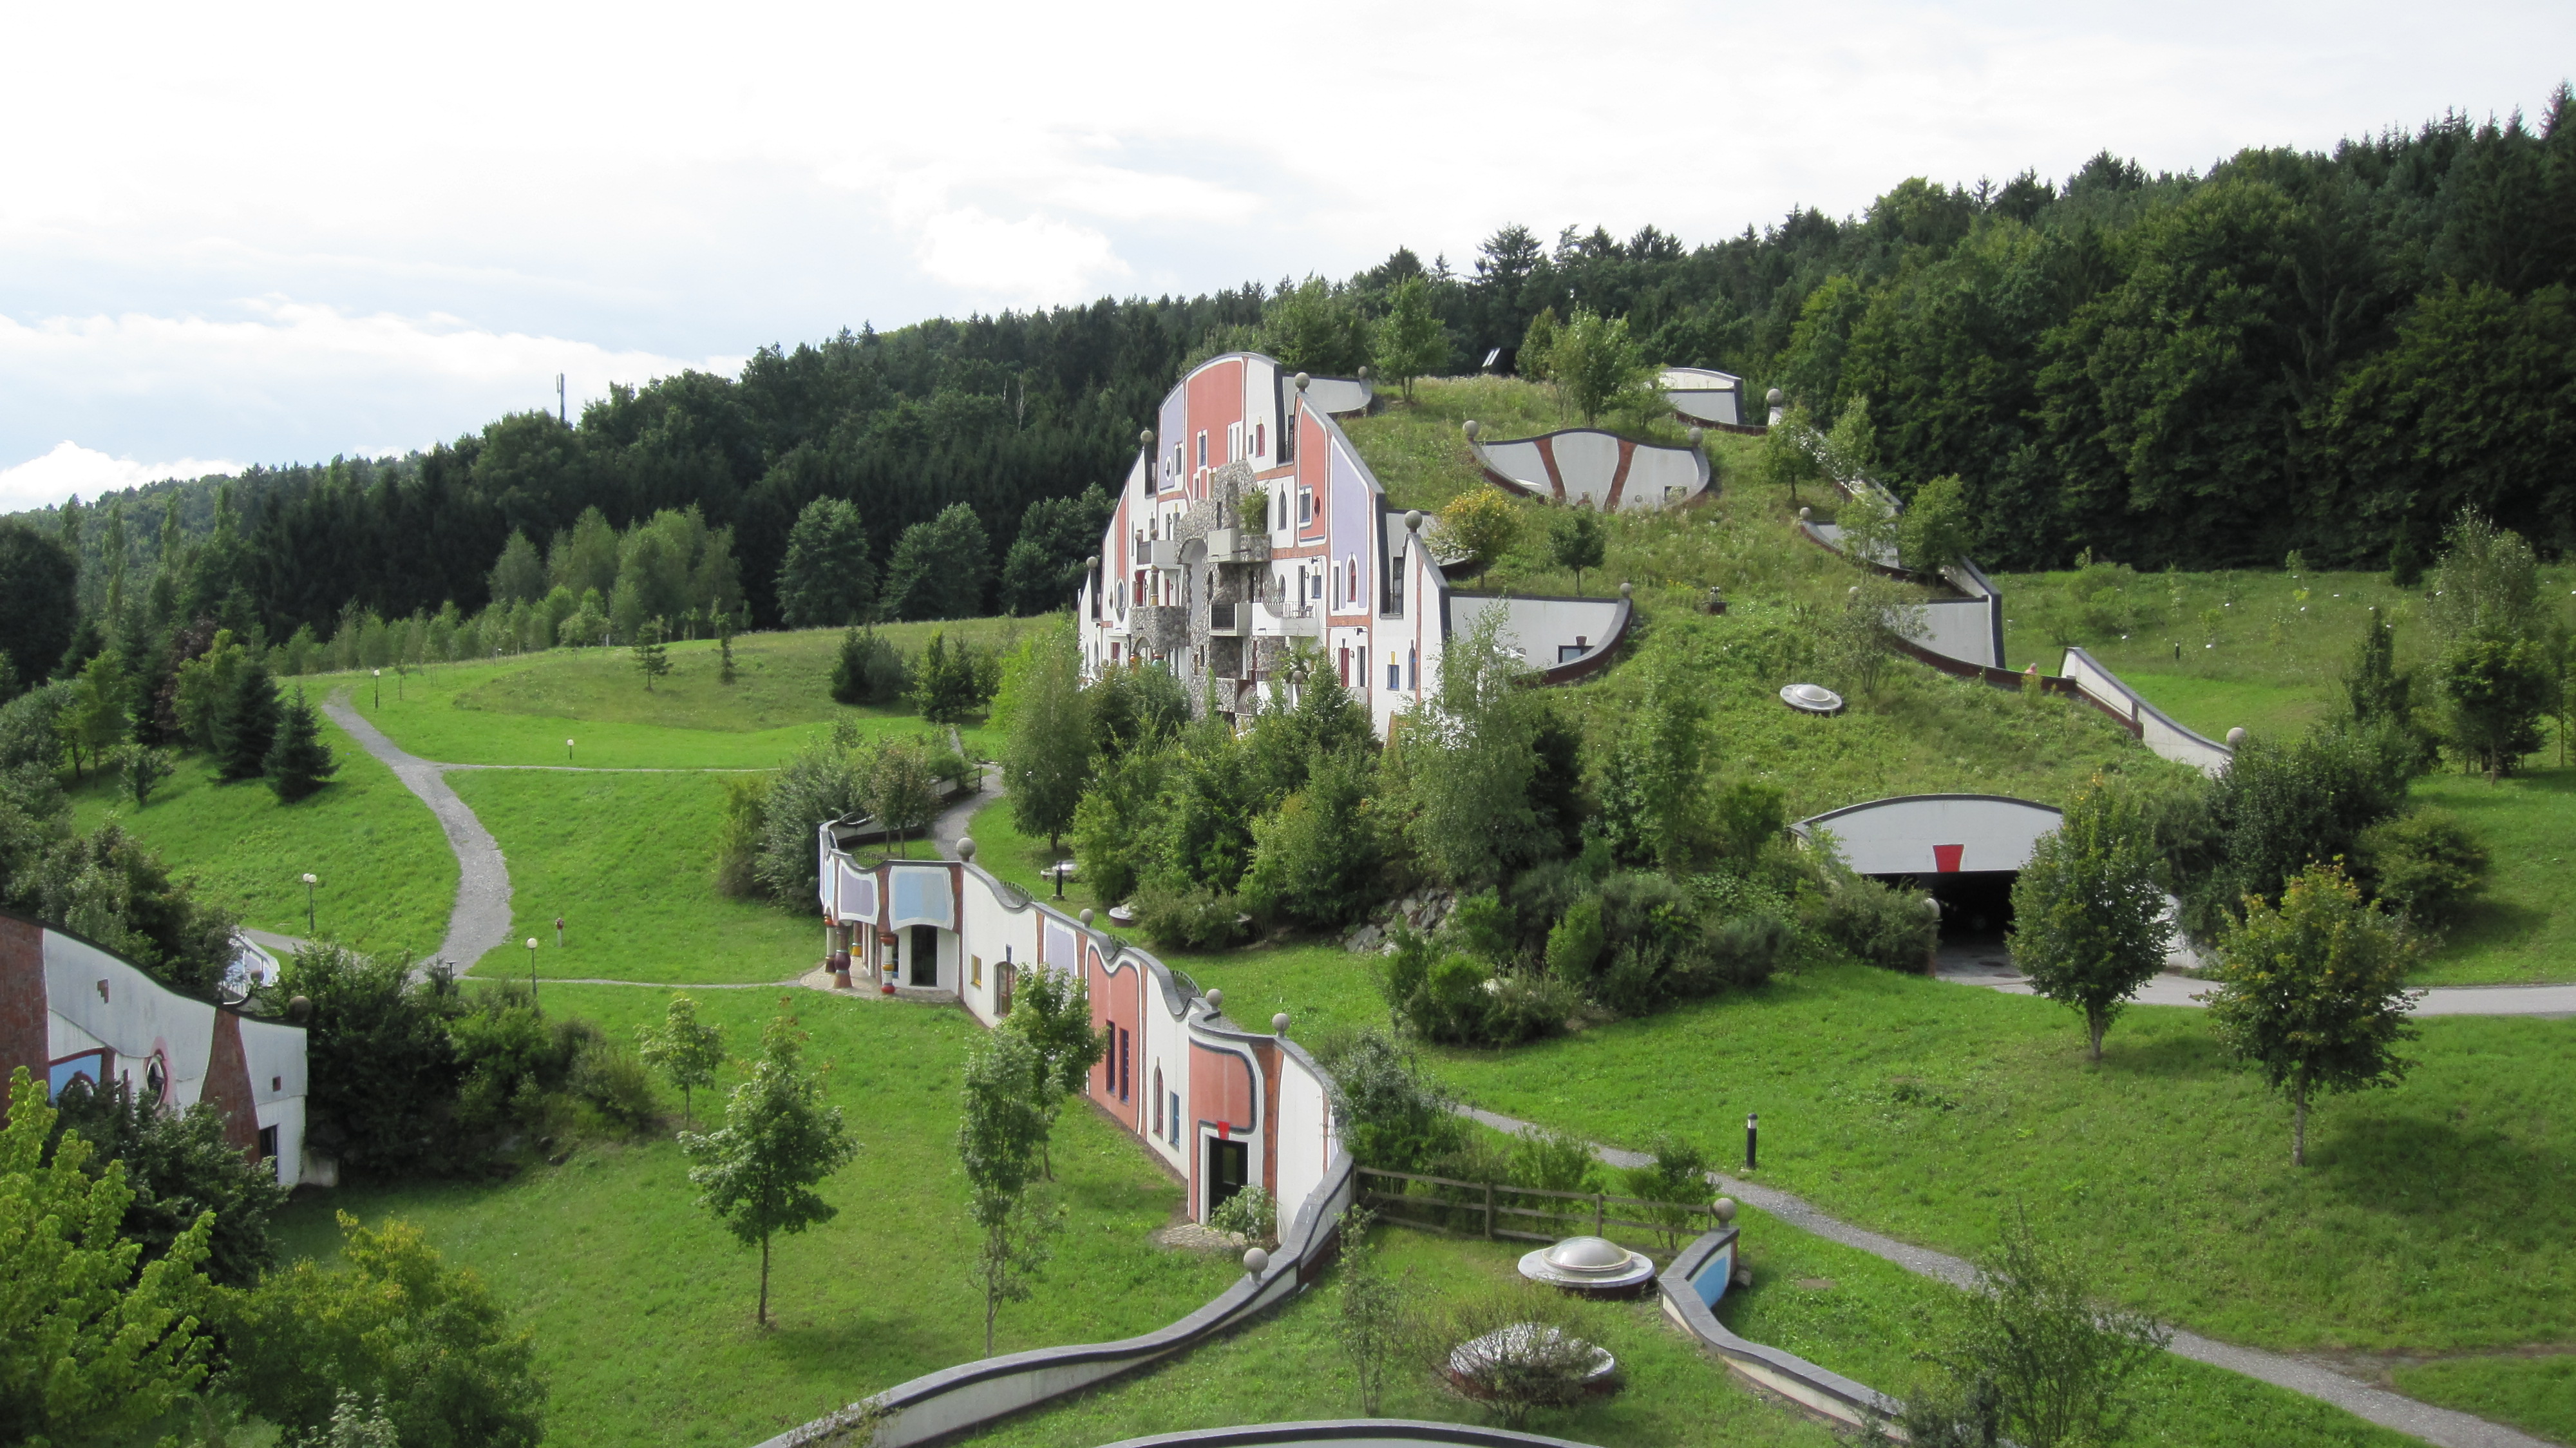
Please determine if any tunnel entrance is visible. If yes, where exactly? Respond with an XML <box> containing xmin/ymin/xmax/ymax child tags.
<box><xmin>1880</xmin><ymin>870</ymin><xmax>2019</xmax><ymax>974</ymax></box>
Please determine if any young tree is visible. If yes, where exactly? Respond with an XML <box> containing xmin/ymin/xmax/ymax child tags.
<box><xmin>2440</xmin><ymin>631</ymin><xmax>2552</xmax><ymax>779</ymax></box>
<box><xmin>866</xmin><ymin>737</ymin><xmax>944</xmax><ymax>856</ymax></box>
<box><xmin>2208</xmin><ymin>864</ymin><xmax>2421</xmax><ymax>1166</ymax></box>
<box><xmin>680</xmin><ymin>1013</ymin><xmax>858</xmax><ymax>1325</ymax></box>
<box><xmin>1403</xmin><ymin>609</ymin><xmax>1548</xmax><ymax>889</ymax></box>
<box><xmin>1432</xmin><ymin>488</ymin><xmax>1521</xmax><ymax>583</ymax></box>
<box><xmin>636</xmin><ymin>993</ymin><xmax>726</xmax><ymax>1126</ymax></box>
<box><xmin>117</xmin><ymin>743</ymin><xmax>175</xmax><ymax>807</ymax></box>
<box><xmin>224</xmin><ymin>1212</ymin><xmax>545</xmax><ymax>1447</ymax></box>
<box><xmin>958</xmin><ymin>1030</ymin><xmax>1061</xmax><ymax>1355</ymax></box>
<box><xmin>0</xmin><ymin>1067</ymin><xmax>216</xmax><ymax>1447</ymax></box>
<box><xmin>1549</xmin><ymin>306</ymin><xmax>1656</xmax><ymax>424</ymax></box>
<box><xmin>717</xmin><ymin>610</ymin><xmax>738</xmax><ymax>685</ymax></box>
<box><xmin>58</xmin><ymin>651</ymin><xmax>129</xmax><ymax>781</ymax></box>
<box><xmin>1821</xmin><ymin>574</ymin><xmax>1926</xmax><ymax>700</ymax></box>
<box><xmin>1547</xmin><ymin>506</ymin><xmax>1605</xmax><ymax>595</ymax></box>
<box><xmin>632</xmin><ymin>618</ymin><xmax>671</xmax><ymax>691</ymax></box>
<box><xmin>214</xmin><ymin>661</ymin><xmax>281</xmax><ymax>783</ymax></box>
<box><xmin>999</xmin><ymin>962</ymin><xmax>1106</xmax><ymax>1179</ymax></box>
<box><xmin>1620</xmin><ymin>1132</ymin><xmax>1715</xmax><ymax>1250</ymax></box>
<box><xmin>1374</xmin><ymin>274</ymin><xmax>1449</xmax><ymax>402</ymax></box>
<box><xmin>831</xmin><ymin>626</ymin><xmax>908</xmax><ymax>706</ymax></box>
<box><xmin>1332</xmin><ymin>1208</ymin><xmax>1412</xmax><ymax>1416</ymax></box>
<box><xmin>1003</xmin><ymin>623</ymin><xmax>1091</xmax><ymax>852</ymax></box>
<box><xmin>1759</xmin><ymin>402</ymin><xmax>1825</xmax><ymax>506</ymax></box>
<box><xmin>775</xmin><ymin>497</ymin><xmax>875</xmax><ymax>629</ymax></box>
<box><xmin>1919</xmin><ymin>1210</ymin><xmax>2169</xmax><ymax>1448</ymax></box>
<box><xmin>1899</xmin><ymin>473</ymin><xmax>1975</xmax><ymax>573</ymax></box>
<box><xmin>486</xmin><ymin>529</ymin><xmax>547</xmax><ymax>606</ymax></box>
<box><xmin>913</xmin><ymin>631</ymin><xmax>985</xmax><ymax>725</ymax></box>
<box><xmin>1517</xmin><ymin>307</ymin><xmax>1560</xmax><ymax>382</ymax></box>
<box><xmin>1263</xmin><ymin>276</ymin><xmax>1375</xmax><ymax>377</ymax></box>
<box><xmin>2009</xmin><ymin>779</ymin><xmax>2172</xmax><ymax>1061</ymax></box>
<box><xmin>265</xmin><ymin>685</ymin><xmax>340</xmax><ymax>801</ymax></box>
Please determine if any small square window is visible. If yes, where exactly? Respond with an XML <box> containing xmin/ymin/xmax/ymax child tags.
<box><xmin>971</xmin><ymin>955</ymin><xmax>983</xmax><ymax>987</ymax></box>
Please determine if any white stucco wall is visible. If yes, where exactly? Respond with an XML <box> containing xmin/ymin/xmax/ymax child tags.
<box><xmin>1909</xmin><ymin>599</ymin><xmax>2002</xmax><ymax>669</ymax></box>
<box><xmin>46</xmin><ymin>931</ymin><xmax>218</xmax><ymax>1108</ymax></box>
<box><xmin>1449</xmin><ymin>595</ymin><xmax>1624</xmax><ymax>671</ymax></box>
<box><xmin>1798</xmin><ymin>795</ymin><xmax>2064</xmax><ymax>876</ymax></box>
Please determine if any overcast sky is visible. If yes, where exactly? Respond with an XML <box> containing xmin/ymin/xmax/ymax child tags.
<box><xmin>2</xmin><ymin>0</ymin><xmax>2568</xmax><ymax>512</ymax></box>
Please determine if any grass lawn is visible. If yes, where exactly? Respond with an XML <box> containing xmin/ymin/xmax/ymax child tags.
<box><xmin>2391</xmin><ymin>1356</ymin><xmax>2576</xmax><ymax>1445</ymax></box>
<box><xmin>273</xmin><ymin>984</ymin><xmax>1233</xmax><ymax>1448</ymax></box>
<box><xmin>1341</xmin><ymin>376</ymin><xmax>1743</xmax><ymax>515</ymax></box>
<box><xmin>448</xmin><ymin>770</ymin><xmax>815</xmax><ymax>984</ymax></box>
<box><xmin>1719</xmin><ymin>1203</ymin><xmax>2418</xmax><ymax>1447</ymax></box>
<box><xmin>66</xmin><ymin>721</ymin><xmax>454</xmax><ymax>962</ymax></box>
<box><xmin>1161</xmin><ymin>953</ymin><xmax>2576</xmax><ymax>1358</ymax></box>
<box><xmin>330</xmin><ymin>618</ymin><xmax>1019</xmax><ymax>768</ymax></box>
<box><xmin>2394</xmin><ymin>767</ymin><xmax>2576</xmax><ymax>986</ymax></box>
<box><xmin>972</xmin><ymin>1224</ymin><xmax>1842</xmax><ymax>1448</ymax></box>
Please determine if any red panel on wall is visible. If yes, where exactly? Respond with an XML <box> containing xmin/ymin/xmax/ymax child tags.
<box><xmin>1933</xmin><ymin>844</ymin><xmax>1965</xmax><ymax>873</ymax></box>
<box><xmin>0</xmin><ymin>914</ymin><xmax>45</xmax><ymax>1086</ymax></box>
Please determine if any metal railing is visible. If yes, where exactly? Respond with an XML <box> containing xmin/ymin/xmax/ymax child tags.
<box><xmin>1355</xmin><ymin>1166</ymin><xmax>1723</xmax><ymax>1246</ymax></box>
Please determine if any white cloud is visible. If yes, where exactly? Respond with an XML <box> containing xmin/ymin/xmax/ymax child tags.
<box><xmin>907</xmin><ymin>208</ymin><xmax>1133</xmax><ymax>305</ymax></box>
<box><xmin>0</xmin><ymin>442</ymin><xmax>244</xmax><ymax>513</ymax></box>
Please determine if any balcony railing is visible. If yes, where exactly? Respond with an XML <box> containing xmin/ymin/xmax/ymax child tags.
<box><xmin>1202</xmin><ymin>528</ymin><xmax>1270</xmax><ymax>565</ymax></box>
<box><xmin>1207</xmin><ymin>601</ymin><xmax>1245</xmax><ymax>636</ymax></box>
<box><xmin>1258</xmin><ymin>600</ymin><xmax>1321</xmax><ymax>637</ymax></box>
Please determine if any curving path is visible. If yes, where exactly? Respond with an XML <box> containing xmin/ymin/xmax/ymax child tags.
<box><xmin>1937</xmin><ymin>948</ymin><xmax>2576</xmax><ymax>1018</ymax></box>
<box><xmin>324</xmin><ymin>692</ymin><xmax>515</xmax><ymax>973</ymax></box>
<box><xmin>1459</xmin><ymin>1105</ymin><xmax>2553</xmax><ymax>1448</ymax></box>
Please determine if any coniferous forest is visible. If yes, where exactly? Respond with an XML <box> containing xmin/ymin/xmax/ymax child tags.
<box><xmin>3</xmin><ymin>91</ymin><xmax>2571</xmax><ymax>683</ymax></box>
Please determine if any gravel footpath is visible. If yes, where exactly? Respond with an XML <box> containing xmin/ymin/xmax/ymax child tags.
<box><xmin>1461</xmin><ymin>1104</ymin><xmax>2553</xmax><ymax>1448</ymax></box>
<box><xmin>323</xmin><ymin>692</ymin><xmax>514</xmax><ymax>974</ymax></box>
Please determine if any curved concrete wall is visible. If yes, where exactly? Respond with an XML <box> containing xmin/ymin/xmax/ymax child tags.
<box><xmin>1301</xmin><ymin>376</ymin><xmax>1374</xmax><ymax>417</ymax></box>
<box><xmin>1473</xmin><ymin>429</ymin><xmax>1711</xmax><ymax>510</ymax></box>
<box><xmin>2058</xmin><ymin>649</ymin><xmax>2235</xmax><ymax>777</ymax></box>
<box><xmin>1792</xmin><ymin>794</ymin><xmax>2065</xmax><ymax>877</ymax></box>
<box><xmin>1658</xmin><ymin>1228</ymin><xmax>1899</xmax><ymax>1431</ymax></box>
<box><xmin>1445</xmin><ymin>592</ymin><xmax>1629</xmax><ymax>676</ymax></box>
<box><xmin>1659</xmin><ymin>367</ymin><xmax>1743</xmax><ymax>428</ymax></box>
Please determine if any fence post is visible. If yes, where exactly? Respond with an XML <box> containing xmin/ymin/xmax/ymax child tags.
<box><xmin>1484</xmin><ymin>1181</ymin><xmax>1495</xmax><ymax>1240</ymax></box>
<box><xmin>1594</xmin><ymin>1193</ymin><xmax>1604</xmax><ymax>1235</ymax></box>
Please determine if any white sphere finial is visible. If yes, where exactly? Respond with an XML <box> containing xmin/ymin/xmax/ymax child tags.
<box><xmin>956</xmin><ymin>837</ymin><xmax>976</xmax><ymax>862</ymax></box>
<box><xmin>1462</xmin><ymin>419</ymin><xmax>1480</xmax><ymax>440</ymax></box>
<box><xmin>1242</xmin><ymin>1246</ymin><xmax>1269</xmax><ymax>1275</ymax></box>
<box><xmin>1687</xmin><ymin>426</ymin><xmax>1705</xmax><ymax>446</ymax></box>
<box><xmin>1293</xmin><ymin>372</ymin><xmax>1310</xmax><ymax>392</ymax></box>
<box><xmin>1272</xmin><ymin>1011</ymin><xmax>1291</xmax><ymax>1034</ymax></box>
<box><xmin>2226</xmin><ymin>727</ymin><xmax>2248</xmax><ymax>748</ymax></box>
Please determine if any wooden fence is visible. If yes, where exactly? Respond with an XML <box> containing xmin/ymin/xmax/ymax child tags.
<box><xmin>1356</xmin><ymin>1166</ymin><xmax>1721</xmax><ymax>1246</ymax></box>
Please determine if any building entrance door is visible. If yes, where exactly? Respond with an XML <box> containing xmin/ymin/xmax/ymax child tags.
<box><xmin>909</xmin><ymin>925</ymin><xmax>938</xmax><ymax>986</ymax></box>
<box><xmin>1206</xmin><ymin>1137</ymin><xmax>1249</xmax><ymax>1219</ymax></box>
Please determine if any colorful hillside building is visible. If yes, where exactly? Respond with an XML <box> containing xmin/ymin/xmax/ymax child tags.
<box><xmin>1076</xmin><ymin>352</ymin><xmax>1634</xmax><ymax>736</ymax></box>
<box><xmin>2</xmin><ymin>912</ymin><xmax>313</xmax><ymax>1185</ymax></box>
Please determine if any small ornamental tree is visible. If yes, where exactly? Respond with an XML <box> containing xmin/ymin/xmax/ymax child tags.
<box><xmin>1549</xmin><ymin>305</ymin><xmax>1656</xmax><ymax>425</ymax></box>
<box><xmin>632</xmin><ymin>618</ymin><xmax>670</xmax><ymax>691</ymax></box>
<box><xmin>118</xmin><ymin>742</ymin><xmax>175</xmax><ymax>807</ymax></box>
<box><xmin>214</xmin><ymin>661</ymin><xmax>281</xmax><ymax>783</ymax></box>
<box><xmin>1899</xmin><ymin>473</ymin><xmax>1975</xmax><ymax>573</ymax></box>
<box><xmin>680</xmin><ymin>1013</ymin><xmax>858</xmax><ymax>1325</ymax></box>
<box><xmin>265</xmin><ymin>686</ymin><xmax>339</xmax><ymax>801</ymax></box>
<box><xmin>2008</xmin><ymin>777</ymin><xmax>2172</xmax><ymax>1062</ymax></box>
<box><xmin>636</xmin><ymin>994</ymin><xmax>726</xmax><ymax>1125</ymax></box>
<box><xmin>2440</xmin><ymin>631</ymin><xmax>2551</xmax><ymax>780</ymax></box>
<box><xmin>1920</xmin><ymin>1209</ymin><xmax>2168</xmax><ymax>1448</ymax></box>
<box><xmin>1432</xmin><ymin>490</ymin><xmax>1520</xmax><ymax>583</ymax></box>
<box><xmin>1548</xmin><ymin>506</ymin><xmax>1605</xmax><ymax>596</ymax></box>
<box><xmin>0</xmin><ymin>1067</ymin><xmax>216</xmax><ymax>1447</ymax></box>
<box><xmin>865</xmin><ymin>737</ymin><xmax>943</xmax><ymax>857</ymax></box>
<box><xmin>1001</xmin><ymin>964</ymin><xmax>1107</xmax><ymax>1177</ymax></box>
<box><xmin>1332</xmin><ymin>1208</ymin><xmax>1412</xmax><ymax>1416</ymax></box>
<box><xmin>2207</xmin><ymin>864</ymin><xmax>2422</xmax><ymax>1166</ymax></box>
<box><xmin>958</xmin><ymin>1031</ymin><xmax>1062</xmax><ymax>1355</ymax></box>
<box><xmin>913</xmin><ymin>631</ymin><xmax>986</xmax><ymax>725</ymax></box>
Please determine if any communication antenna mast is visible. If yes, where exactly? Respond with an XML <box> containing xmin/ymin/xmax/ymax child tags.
<box><xmin>556</xmin><ymin>373</ymin><xmax>567</xmax><ymax>425</ymax></box>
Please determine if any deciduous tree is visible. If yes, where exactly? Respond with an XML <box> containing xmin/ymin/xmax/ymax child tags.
<box><xmin>2009</xmin><ymin>777</ymin><xmax>2172</xmax><ymax>1061</ymax></box>
<box><xmin>1547</xmin><ymin>505</ymin><xmax>1605</xmax><ymax>595</ymax></box>
<box><xmin>958</xmin><ymin>1031</ymin><xmax>1061</xmax><ymax>1355</ymax></box>
<box><xmin>1432</xmin><ymin>489</ymin><xmax>1520</xmax><ymax>583</ymax></box>
<box><xmin>1002</xmin><ymin>622</ymin><xmax>1090</xmax><ymax>852</ymax></box>
<box><xmin>2208</xmin><ymin>864</ymin><xmax>2421</xmax><ymax>1165</ymax></box>
<box><xmin>1375</xmin><ymin>274</ymin><xmax>1450</xmax><ymax>401</ymax></box>
<box><xmin>680</xmin><ymin>1013</ymin><xmax>858</xmax><ymax>1325</ymax></box>
<box><xmin>636</xmin><ymin>993</ymin><xmax>726</xmax><ymax>1125</ymax></box>
<box><xmin>775</xmin><ymin>497</ymin><xmax>875</xmax><ymax>628</ymax></box>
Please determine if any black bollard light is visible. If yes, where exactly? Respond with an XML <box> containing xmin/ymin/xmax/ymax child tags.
<box><xmin>1745</xmin><ymin>1112</ymin><xmax>1759</xmax><ymax>1172</ymax></box>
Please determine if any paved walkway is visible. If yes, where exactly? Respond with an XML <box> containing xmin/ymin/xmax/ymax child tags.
<box><xmin>1937</xmin><ymin>945</ymin><xmax>2576</xmax><ymax>1018</ymax></box>
<box><xmin>1459</xmin><ymin>1104</ymin><xmax>2552</xmax><ymax>1448</ymax></box>
<box><xmin>323</xmin><ymin>692</ymin><xmax>515</xmax><ymax>974</ymax></box>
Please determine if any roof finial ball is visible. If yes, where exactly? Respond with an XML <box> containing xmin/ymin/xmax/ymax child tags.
<box><xmin>1140</xmin><ymin>428</ymin><xmax>1154</xmax><ymax>448</ymax></box>
<box><xmin>1462</xmin><ymin>419</ymin><xmax>1480</xmax><ymax>441</ymax></box>
<box><xmin>1620</xmin><ymin>582</ymin><xmax>1633</xmax><ymax>598</ymax></box>
<box><xmin>1687</xmin><ymin>426</ymin><xmax>1705</xmax><ymax>448</ymax></box>
<box><xmin>956</xmin><ymin>837</ymin><xmax>975</xmax><ymax>862</ymax></box>
<box><xmin>1086</xmin><ymin>555</ymin><xmax>1099</xmax><ymax>571</ymax></box>
<box><xmin>1293</xmin><ymin>372</ymin><xmax>1310</xmax><ymax>392</ymax></box>
<box><xmin>1079</xmin><ymin>908</ymin><xmax>1095</xmax><ymax>926</ymax></box>
<box><xmin>2226</xmin><ymin>727</ymin><xmax>2248</xmax><ymax>748</ymax></box>
<box><xmin>1406</xmin><ymin>510</ymin><xmax>1425</xmax><ymax>533</ymax></box>
<box><xmin>1356</xmin><ymin>365</ymin><xmax>1370</xmax><ymax>380</ymax></box>
<box><xmin>1766</xmin><ymin>387</ymin><xmax>1785</xmax><ymax>407</ymax></box>
<box><xmin>1273</xmin><ymin>1011</ymin><xmax>1291</xmax><ymax>1034</ymax></box>
<box><xmin>1243</xmin><ymin>1246</ymin><xmax>1269</xmax><ymax>1277</ymax></box>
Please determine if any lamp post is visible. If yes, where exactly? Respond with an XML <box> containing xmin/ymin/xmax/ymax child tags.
<box><xmin>372</xmin><ymin>668</ymin><xmax>381</xmax><ymax>708</ymax></box>
<box><xmin>566</xmin><ymin>738</ymin><xmax>574</xmax><ymax>765</ymax></box>
<box><xmin>1745</xmin><ymin>1112</ymin><xmax>1759</xmax><ymax>1172</ymax></box>
<box><xmin>301</xmin><ymin>873</ymin><xmax>318</xmax><ymax>936</ymax></box>
<box><xmin>527</xmin><ymin>937</ymin><xmax>541</xmax><ymax>1013</ymax></box>
<box><xmin>554</xmin><ymin>915</ymin><xmax>565</xmax><ymax>948</ymax></box>
<box><xmin>1051</xmin><ymin>861</ymin><xmax>1066</xmax><ymax>899</ymax></box>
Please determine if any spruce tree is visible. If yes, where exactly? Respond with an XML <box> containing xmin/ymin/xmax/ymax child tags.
<box><xmin>632</xmin><ymin>618</ymin><xmax>670</xmax><ymax>691</ymax></box>
<box><xmin>264</xmin><ymin>686</ymin><xmax>339</xmax><ymax>801</ymax></box>
<box><xmin>214</xmin><ymin>663</ymin><xmax>280</xmax><ymax>783</ymax></box>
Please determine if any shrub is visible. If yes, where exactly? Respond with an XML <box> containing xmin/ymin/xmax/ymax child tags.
<box><xmin>1808</xmin><ymin>873</ymin><xmax>1936</xmax><ymax>972</ymax></box>
<box><xmin>1207</xmin><ymin>1183</ymin><xmax>1278</xmax><ymax>1246</ymax></box>
<box><xmin>711</xmin><ymin>775</ymin><xmax>764</xmax><ymax>898</ymax></box>
<box><xmin>1620</xmin><ymin>1132</ymin><xmax>1714</xmax><ymax>1249</ymax></box>
<box><xmin>1916</xmin><ymin>1211</ymin><xmax>2167</xmax><ymax>1448</ymax></box>
<box><xmin>1070</xmin><ymin>746</ymin><xmax>1166</xmax><ymax>905</ymax></box>
<box><xmin>45</xmin><ymin>1073</ymin><xmax>290</xmax><ymax>1289</ymax></box>
<box><xmin>2185</xmin><ymin>722</ymin><xmax>2410</xmax><ymax>937</ymax></box>
<box><xmin>1543</xmin><ymin>897</ymin><xmax>1605</xmax><ymax>984</ymax></box>
<box><xmin>1132</xmin><ymin>879</ymin><xmax>1247</xmax><ymax>951</ymax></box>
<box><xmin>1239</xmin><ymin>748</ymin><xmax>1385</xmax><ymax>930</ymax></box>
<box><xmin>569</xmin><ymin>1038</ymin><xmax>659</xmax><ymax>1132</ymax></box>
<box><xmin>275</xmin><ymin>944</ymin><xmax>465</xmax><ymax>1174</ymax></box>
<box><xmin>829</xmin><ymin>627</ymin><xmax>909</xmax><ymax>707</ymax></box>
<box><xmin>751</xmin><ymin>737</ymin><xmax>867</xmax><ymax>902</ymax></box>
<box><xmin>2354</xmin><ymin>809</ymin><xmax>2488</xmax><ymax>926</ymax></box>
<box><xmin>1319</xmin><ymin>1029</ymin><xmax>1464</xmax><ymax>1173</ymax></box>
